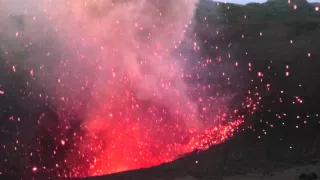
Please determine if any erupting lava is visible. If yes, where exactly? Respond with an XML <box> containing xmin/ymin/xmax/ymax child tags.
<box><xmin>50</xmin><ymin>0</ymin><xmax>251</xmax><ymax>176</ymax></box>
<box><xmin>0</xmin><ymin>0</ymin><xmax>256</xmax><ymax>178</ymax></box>
<box><xmin>68</xmin><ymin>110</ymin><xmax>244</xmax><ymax>177</ymax></box>
<box><xmin>64</xmin><ymin>101</ymin><xmax>245</xmax><ymax>177</ymax></box>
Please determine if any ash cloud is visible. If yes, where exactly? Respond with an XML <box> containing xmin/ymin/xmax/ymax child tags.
<box><xmin>0</xmin><ymin>0</ymin><xmax>202</xmax><ymax>129</ymax></box>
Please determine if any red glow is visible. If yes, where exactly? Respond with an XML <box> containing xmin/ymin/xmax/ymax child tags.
<box><xmin>59</xmin><ymin>87</ymin><xmax>250</xmax><ymax>177</ymax></box>
<box><xmin>72</xmin><ymin>119</ymin><xmax>243</xmax><ymax>177</ymax></box>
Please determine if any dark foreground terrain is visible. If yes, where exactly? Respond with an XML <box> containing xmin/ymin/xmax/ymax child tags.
<box><xmin>83</xmin><ymin>0</ymin><xmax>320</xmax><ymax>179</ymax></box>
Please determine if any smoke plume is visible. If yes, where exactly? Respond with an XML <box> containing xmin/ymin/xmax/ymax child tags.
<box><xmin>1</xmin><ymin>0</ymin><xmax>201</xmax><ymax>128</ymax></box>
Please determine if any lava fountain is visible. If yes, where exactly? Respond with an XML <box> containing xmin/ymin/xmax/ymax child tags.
<box><xmin>0</xmin><ymin>0</ymin><xmax>253</xmax><ymax>178</ymax></box>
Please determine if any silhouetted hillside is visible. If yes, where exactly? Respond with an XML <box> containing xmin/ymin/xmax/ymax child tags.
<box><xmin>196</xmin><ymin>0</ymin><xmax>320</xmax><ymax>24</ymax></box>
<box><xmin>195</xmin><ymin>0</ymin><xmax>320</xmax><ymax>112</ymax></box>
